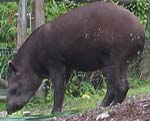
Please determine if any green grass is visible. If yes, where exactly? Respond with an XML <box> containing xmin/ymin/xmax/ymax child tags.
<box><xmin>63</xmin><ymin>93</ymin><xmax>104</xmax><ymax>112</ymax></box>
<box><xmin>0</xmin><ymin>102</ymin><xmax>5</xmax><ymax>111</ymax></box>
<box><xmin>128</xmin><ymin>81</ymin><xmax>150</xmax><ymax>96</ymax></box>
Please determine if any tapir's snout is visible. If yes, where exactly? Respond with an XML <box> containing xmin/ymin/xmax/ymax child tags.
<box><xmin>6</xmin><ymin>104</ymin><xmax>13</xmax><ymax>115</ymax></box>
<box><xmin>6</xmin><ymin>102</ymin><xmax>23</xmax><ymax>115</ymax></box>
<box><xmin>6</xmin><ymin>103</ymin><xmax>16</xmax><ymax>115</ymax></box>
<box><xmin>6</xmin><ymin>88</ymin><xmax>35</xmax><ymax>115</ymax></box>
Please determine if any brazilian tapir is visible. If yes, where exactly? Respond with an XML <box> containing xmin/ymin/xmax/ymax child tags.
<box><xmin>6</xmin><ymin>2</ymin><xmax>145</xmax><ymax>114</ymax></box>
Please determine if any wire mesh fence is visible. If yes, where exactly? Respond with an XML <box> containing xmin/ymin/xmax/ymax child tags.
<box><xmin>0</xmin><ymin>47</ymin><xmax>13</xmax><ymax>101</ymax></box>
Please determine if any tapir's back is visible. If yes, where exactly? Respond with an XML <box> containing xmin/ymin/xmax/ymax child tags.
<box><xmin>51</xmin><ymin>2</ymin><xmax>144</xmax><ymax>38</ymax></box>
<box><xmin>41</xmin><ymin>2</ymin><xmax>145</xmax><ymax>70</ymax></box>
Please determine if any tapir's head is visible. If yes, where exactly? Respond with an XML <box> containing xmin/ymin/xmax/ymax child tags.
<box><xmin>6</xmin><ymin>62</ymin><xmax>41</xmax><ymax>115</ymax></box>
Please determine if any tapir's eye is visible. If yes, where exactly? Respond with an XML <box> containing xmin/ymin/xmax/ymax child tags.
<box><xmin>15</xmin><ymin>72</ymin><xmax>20</xmax><ymax>76</ymax></box>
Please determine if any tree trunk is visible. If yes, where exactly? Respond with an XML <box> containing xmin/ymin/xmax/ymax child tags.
<box><xmin>140</xmin><ymin>9</ymin><xmax>150</xmax><ymax>80</ymax></box>
<box><xmin>31</xmin><ymin>0</ymin><xmax>45</xmax><ymax>31</ymax></box>
<box><xmin>17</xmin><ymin>0</ymin><xmax>27</xmax><ymax>50</ymax></box>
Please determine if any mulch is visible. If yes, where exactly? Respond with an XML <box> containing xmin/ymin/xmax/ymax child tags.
<box><xmin>54</xmin><ymin>96</ymin><xmax>150</xmax><ymax>121</ymax></box>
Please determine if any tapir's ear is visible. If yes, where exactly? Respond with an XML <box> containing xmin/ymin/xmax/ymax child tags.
<box><xmin>8</xmin><ymin>61</ymin><xmax>18</xmax><ymax>73</ymax></box>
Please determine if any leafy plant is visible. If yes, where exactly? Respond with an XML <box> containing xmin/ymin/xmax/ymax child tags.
<box><xmin>129</xmin><ymin>0</ymin><xmax>150</xmax><ymax>27</ymax></box>
<box><xmin>0</xmin><ymin>102</ymin><xmax>5</xmax><ymax>111</ymax></box>
<box><xmin>0</xmin><ymin>3</ymin><xmax>17</xmax><ymax>80</ymax></box>
<box><xmin>45</xmin><ymin>0</ymin><xmax>85</xmax><ymax>22</ymax></box>
<box><xmin>0</xmin><ymin>3</ymin><xmax>17</xmax><ymax>43</ymax></box>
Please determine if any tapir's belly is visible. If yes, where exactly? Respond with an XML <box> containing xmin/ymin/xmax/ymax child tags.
<box><xmin>66</xmin><ymin>57</ymin><xmax>101</xmax><ymax>71</ymax></box>
<box><xmin>62</xmin><ymin>48</ymin><xmax>107</xmax><ymax>71</ymax></box>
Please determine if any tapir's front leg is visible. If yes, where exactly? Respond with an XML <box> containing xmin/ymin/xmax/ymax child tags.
<box><xmin>49</xmin><ymin>64</ymin><xmax>71</xmax><ymax>114</ymax></box>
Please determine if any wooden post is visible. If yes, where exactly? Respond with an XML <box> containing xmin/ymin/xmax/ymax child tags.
<box><xmin>17</xmin><ymin>0</ymin><xmax>27</xmax><ymax>50</ymax></box>
<box><xmin>31</xmin><ymin>0</ymin><xmax>45</xmax><ymax>31</ymax></box>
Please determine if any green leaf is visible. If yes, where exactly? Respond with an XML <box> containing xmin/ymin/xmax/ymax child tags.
<box><xmin>145</xmin><ymin>30</ymin><xmax>150</xmax><ymax>39</ymax></box>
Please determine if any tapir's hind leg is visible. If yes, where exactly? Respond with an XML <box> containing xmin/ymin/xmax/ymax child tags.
<box><xmin>101</xmin><ymin>62</ymin><xmax>129</xmax><ymax>107</ymax></box>
<box><xmin>49</xmin><ymin>64</ymin><xmax>71</xmax><ymax>114</ymax></box>
<box><xmin>101</xmin><ymin>64</ymin><xmax>119</xmax><ymax>107</ymax></box>
<box><xmin>111</xmin><ymin>62</ymin><xmax>129</xmax><ymax>106</ymax></box>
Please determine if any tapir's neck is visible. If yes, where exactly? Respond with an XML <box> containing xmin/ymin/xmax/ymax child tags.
<box><xmin>12</xmin><ymin>37</ymin><xmax>37</xmax><ymax>76</ymax></box>
<box><xmin>13</xmin><ymin>24</ymin><xmax>51</xmax><ymax>79</ymax></box>
<box><xmin>13</xmin><ymin>42</ymin><xmax>47</xmax><ymax>79</ymax></box>
<box><xmin>14</xmin><ymin>24</ymin><xmax>46</xmax><ymax>67</ymax></box>
<box><xmin>13</xmin><ymin>43</ymin><xmax>32</xmax><ymax>67</ymax></box>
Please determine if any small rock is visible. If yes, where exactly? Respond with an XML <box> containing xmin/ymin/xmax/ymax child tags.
<box><xmin>96</xmin><ymin>112</ymin><xmax>110</xmax><ymax>120</ymax></box>
<box><xmin>79</xmin><ymin>113</ymin><xmax>83</xmax><ymax>117</ymax></box>
<box><xmin>52</xmin><ymin>116</ymin><xmax>57</xmax><ymax>121</ymax></box>
<box><xmin>23</xmin><ymin>111</ymin><xmax>31</xmax><ymax>116</ymax></box>
<box><xmin>143</xmin><ymin>104</ymin><xmax>150</xmax><ymax>108</ymax></box>
<box><xmin>110</xmin><ymin>119</ymin><xmax>115</xmax><ymax>121</ymax></box>
<box><xmin>0</xmin><ymin>111</ymin><xmax>7</xmax><ymax>117</ymax></box>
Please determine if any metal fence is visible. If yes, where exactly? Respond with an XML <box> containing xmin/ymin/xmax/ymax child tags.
<box><xmin>0</xmin><ymin>47</ymin><xmax>13</xmax><ymax>101</ymax></box>
<box><xmin>0</xmin><ymin>47</ymin><xmax>13</xmax><ymax>57</ymax></box>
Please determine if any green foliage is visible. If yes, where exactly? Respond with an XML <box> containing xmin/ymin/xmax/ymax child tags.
<box><xmin>0</xmin><ymin>56</ymin><xmax>10</xmax><ymax>79</ymax></box>
<box><xmin>128</xmin><ymin>0</ymin><xmax>150</xmax><ymax>27</ymax></box>
<box><xmin>25</xmin><ymin>97</ymin><xmax>46</xmax><ymax>110</ymax></box>
<box><xmin>65</xmin><ymin>72</ymin><xmax>105</xmax><ymax>98</ymax></box>
<box><xmin>0</xmin><ymin>3</ymin><xmax>17</xmax><ymax>80</ymax></box>
<box><xmin>45</xmin><ymin>0</ymin><xmax>85</xmax><ymax>21</ymax></box>
<box><xmin>66</xmin><ymin>80</ymin><xmax>96</xmax><ymax>97</ymax></box>
<box><xmin>45</xmin><ymin>0</ymin><xmax>67</xmax><ymax>21</ymax></box>
<box><xmin>0</xmin><ymin>102</ymin><xmax>5</xmax><ymax>111</ymax></box>
<box><xmin>0</xmin><ymin>3</ymin><xmax>17</xmax><ymax>43</ymax></box>
<box><xmin>129</xmin><ymin>78</ymin><xmax>143</xmax><ymax>87</ymax></box>
<box><xmin>128</xmin><ymin>79</ymin><xmax>150</xmax><ymax>96</ymax></box>
<box><xmin>46</xmin><ymin>87</ymin><xmax>54</xmax><ymax>103</ymax></box>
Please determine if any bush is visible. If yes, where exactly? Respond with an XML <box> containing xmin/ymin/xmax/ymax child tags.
<box><xmin>0</xmin><ymin>2</ymin><xmax>17</xmax><ymax>43</ymax></box>
<box><xmin>45</xmin><ymin>0</ymin><xmax>85</xmax><ymax>22</ymax></box>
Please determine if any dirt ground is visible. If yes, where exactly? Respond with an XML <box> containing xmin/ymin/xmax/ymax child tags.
<box><xmin>55</xmin><ymin>96</ymin><xmax>150</xmax><ymax>121</ymax></box>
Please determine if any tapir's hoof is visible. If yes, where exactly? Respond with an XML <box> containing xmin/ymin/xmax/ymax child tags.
<box><xmin>51</xmin><ymin>108</ymin><xmax>62</xmax><ymax>114</ymax></box>
<box><xmin>101</xmin><ymin>101</ymin><xmax>111</xmax><ymax>107</ymax></box>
